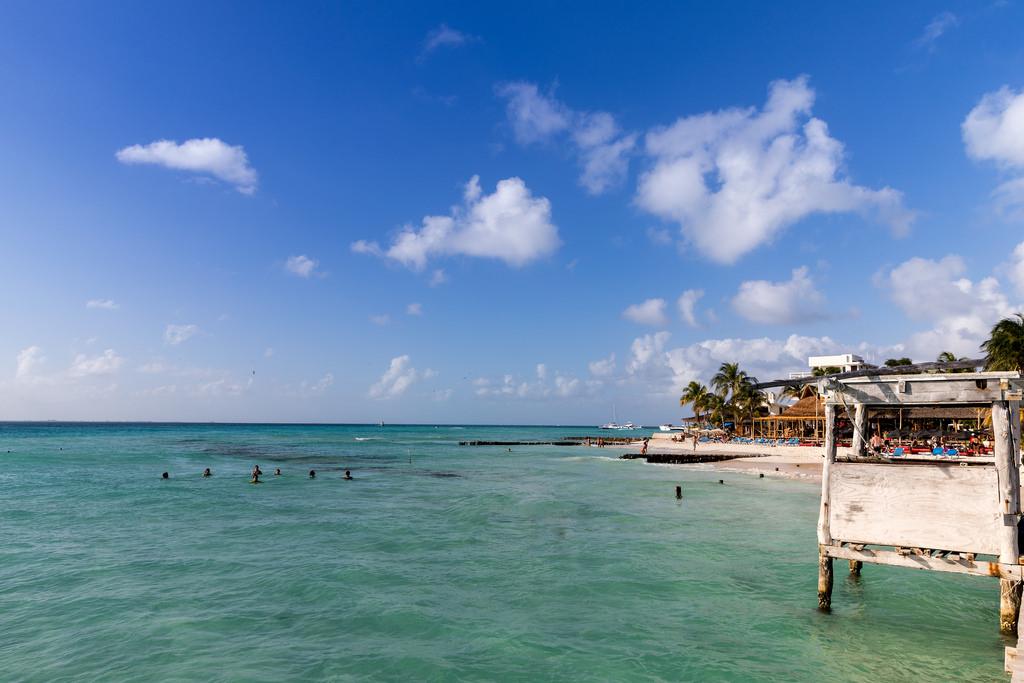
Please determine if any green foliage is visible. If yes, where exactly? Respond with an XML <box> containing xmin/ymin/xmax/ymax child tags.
<box><xmin>982</xmin><ymin>313</ymin><xmax>1024</xmax><ymax>372</ymax></box>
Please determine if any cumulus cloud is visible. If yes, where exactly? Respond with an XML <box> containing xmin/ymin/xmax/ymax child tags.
<box><xmin>407</xmin><ymin>302</ymin><xmax>423</xmax><ymax>315</ymax></box>
<box><xmin>352</xmin><ymin>175</ymin><xmax>560</xmax><ymax>270</ymax></box>
<box><xmin>116</xmin><ymin>138</ymin><xmax>258</xmax><ymax>194</ymax></box>
<box><xmin>473</xmin><ymin>369</ymin><xmax>582</xmax><ymax>400</ymax></box>
<box><xmin>622</xmin><ymin>298</ymin><xmax>668</xmax><ymax>326</ymax></box>
<box><xmin>963</xmin><ymin>86</ymin><xmax>1024</xmax><ymax>216</ymax></box>
<box><xmin>15</xmin><ymin>346</ymin><xmax>46</xmax><ymax>381</ymax></box>
<box><xmin>876</xmin><ymin>255</ymin><xmax>1014</xmax><ymax>358</ymax></box>
<box><xmin>677</xmin><ymin>289</ymin><xmax>704</xmax><ymax>327</ymax></box>
<box><xmin>589</xmin><ymin>353</ymin><xmax>616</xmax><ymax>378</ymax></box>
<box><xmin>636</xmin><ymin>76</ymin><xmax>915</xmax><ymax>264</ymax></box>
<box><xmin>731</xmin><ymin>266</ymin><xmax>828</xmax><ymax>325</ymax></box>
<box><xmin>616</xmin><ymin>330</ymin><xmax>886</xmax><ymax>403</ymax></box>
<box><xmin>285</xmin><ymin>255</ymin><xmax>318</xmax><ymax>278</ymax></box>
<box><xmin>68</xmin><ymin>349</ymin><xmax>125</xmax><ymax>377</ymax></box>
<box><xmin>165</xmin><ymin>324</ymin><xmax>199</xmax><ymax>346</ymax></box>
<box><xmin>368</xmin><ymin>355</ymin><xmax>436</xmax><ymax>399</ymax></box>
<box><xmin>497</xmin><ymin>82</ymin><xmax>636</xmax><ymax>194</ymax></box>
<box><xmin>87</xmin><ymin>299</ymin><xmax>120</xmax><ymax>310</ymax></box>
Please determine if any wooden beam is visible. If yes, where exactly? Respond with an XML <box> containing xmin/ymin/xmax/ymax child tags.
<box><xmin>755</xmin><ymin>360</ymin><xmax>987</xmax><ymax>390</ymax></box>
<box><xmin>821</xmin><ymin>544</ymin><xmax>1023</xmax><ymax>579</ymax></box>
<box><xmin>823</xmin><ymin>375</ymin><xmax>1024</xmax><ymax>406</ymax></box>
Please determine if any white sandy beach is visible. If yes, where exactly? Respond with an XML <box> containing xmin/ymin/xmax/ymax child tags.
<box><xmin>628</xmin><ymin>432</ymin><xmax>845</xmax><ymax>482</ymax></box>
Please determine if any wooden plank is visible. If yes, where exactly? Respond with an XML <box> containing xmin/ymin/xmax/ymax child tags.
<box><xmin>825</xmin><ymin>379</ymin><xmax>1024</xmax><ymax>406</ymax></box>
<box><xmin>822</xmin><ymin>545</ymin><xmax>1023</xmax><ymax>580</ymax></box>
<box><xmin>827</xmin><ymin>462</ymin><xmax>1002</xmax><ymax>555</ymax></box>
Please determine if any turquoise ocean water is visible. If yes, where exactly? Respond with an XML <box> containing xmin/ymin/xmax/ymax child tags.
<box><xmin>0</xmin><ymin>422</ymin><xmax>1011</xmax><ymax>681</ymax></box>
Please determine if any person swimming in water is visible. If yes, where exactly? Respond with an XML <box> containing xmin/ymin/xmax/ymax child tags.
<box><xmin>309</xmin><ymin>470</ymin><xmax>316</xmax><ymax>478</ymax></box>
<box><xmin>162</xmin><ymin>472</ymin><xmax>169</xmax><ymax>479</ymax></box>
<box><xmin>342</xmin><ymin>470</ymin><xmax>352</xmax><ymax>479</ymax></box>
<box><xmin>274</xmin><ymin>468</ymin><xmax>281</xmax><ymax>476</ymax></box>
<box><xmin>203</xmin><ymin>468</ymin><xmax>211</xmax><ymax>477</ymax></box>
<box><xmin>252</xmin><ymin>465</ymin><xmax>262</xmax><ymax>477</ymax></box>
<box><xmin>251</xmin><ymin>472</ymin><xmax>262</xmax><ymax>483</ymax></box>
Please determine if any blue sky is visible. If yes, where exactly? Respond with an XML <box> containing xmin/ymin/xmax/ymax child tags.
<box><xmin>3</xmin><ymin>1</ymin><xmax>1024</xmax><ymax>424</ymax></box>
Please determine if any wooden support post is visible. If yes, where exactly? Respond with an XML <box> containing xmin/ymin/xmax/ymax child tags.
<box><xmin>818</xmin><ymin>403</ymin><xmax>838</xmax><ymax>610</ymax></box>
<box><xmin>993</xmin><ymin>400</ymin><xmax>1022</xmax><ymax>633</ymax></box>
<box><xmin>851</xmin><ymin>403</ymin><xmax>867</xmax><ymax>456</ymax></box>
<box><xmin>849</xmin><ymin>560</ymin><xmax>862</xmax><ymax>575</ymax></box>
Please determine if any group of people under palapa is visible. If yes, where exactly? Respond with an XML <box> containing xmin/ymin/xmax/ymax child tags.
<box><xmin>161</xmin><ymin>466</ymin><xmax>355</xmax><ymax>482</ymax></box>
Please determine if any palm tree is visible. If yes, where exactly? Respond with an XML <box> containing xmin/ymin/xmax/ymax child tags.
<box><xmin>711</xmin><ymin>362</ymin><xmax>748</xmax><ymax>400</ymax></box>
<box><xmin>734</xmin><ymin>379</ymin><xmax>766</xmax><ymax>436</ymax></box>
<box><xmin>982</xmin><ymin>313</ymin><xmax>1024</xmax><ymax>372</ymax></box>
<box><xmin>679</xmin><ymin>381</ymin><xmax>710</xmax><ymax>424</ymax></box>
<box><xmin>703</xmin><ymin>393</ymin><xmax>728</xmax><ymax>428</ymax></box>
<box><xmin>936</xmin><ymin>351</ymin><xmax>970</xmax><ymax>373</ymax></box>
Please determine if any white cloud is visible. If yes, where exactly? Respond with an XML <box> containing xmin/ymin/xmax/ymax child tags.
<box><xmin>420</xmin><ymin>24</ymin><xmax>477</xmax><ymax>59</ymax></box>
<box><xmin>963</xmin><ymin>86</ymin><xmax>1024</xmax><ymax>216</ymax></box>
<box><xmin>622</xmin><ymin>298</ymin><xmax>668</xmax><ymax>326</ymax></box>
<box><xmin>731</xmin><ymin>266</ymin><xmax>828</xmax><ymax>325</ymax></box>
<box><xmin>497</xmin><ymin>82</ymin><xmax>636</xmax><ymax>194</ymax></box>
<box><xmin>1007</xmin><ymin>241</ymin><xmax>1024</xmax><ymax>300</ymax></box>
<box><xmin>263</xmin><ymin>347</ymin><xmax>276</xmax><ymax>358</ymax></box>
<box><xmin>876</xmin><ymin>255</ymin><xmax>1014</xmax><ymax>359</ymax></box>
<box><xmin>589</xmin><ymin>354</ymin><xmax>616</xmax><ymax>378</ymax></box>
<box><xmin>68</xmin><ymin>349</ymin><xmax>125</xmax><ymax>377</ymax></box>
<box><xmin>353</xmin><ymin>175</ymin><xmax>560</xmax><ymax>270</ymax></box>
<box><xmin>473</xmin><ymin>368</ymin><xmax>582</xmax><ymax>400</ymax></box>
<box><xmin>15</xmin><ymin>346</ymin><xmax>46</xmax><ymax>381</ymax></box>
<box><xmin>368</xmin><ymin>355</ymin><xmax>436</xmax><ymax>399</ymax></box>
<box><xmin>86</xmin><ymin>299</ymin><xmax>120</xmax><ymax>310</ymax></box>
<box><xmin>116</xmin><ymin>138</ymin><xmax>258</xmax><ymax>194</ymax></box>
<box><xmin>370</xmin><ymin>315</ymin><xmax>391</xmax><ymax>325</ymax></box>
<box><xmin>285</xmin><ymin>255</ymin><xmax>318</xmax><ymax>278</ymax></box>
<box><xmin>636</xmin><ymin>76</ymin><xmax>915</xmax><ymax>264</ymax></box>
<box><xmin>430</xmin><ymin>269</ymin><xmax>448</xmax><ymax>286</ymax></box>
<box><xmin>165</xmin><ymin>324</ymin><xmax>199</xmax><ymax>346</ymax></box>
<box><xmin>407</xmin><ymin>302</ymin><xmax>423</xmax><ymax>316</ymax></box>
<box><xmin>196</xmin><ymin>376</ymin><xmax>251</xmax><ymax>397</ymax></box>
<box><xmin>914</xmin><ymin>11</ymin><xmax>958</xmax><ymax>52</ymax></box>
<box><xmin>677</xmin><ymin>289</ymin><xmax>704</xmax><ymax>327</ymax></box>
<box><xmin>497</xmin><ymin>82</ymin><xmax>572</xmax><ymax>144</ymax></box>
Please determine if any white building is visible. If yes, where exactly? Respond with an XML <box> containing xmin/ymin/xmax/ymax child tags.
<box><xmin>807</xmin><ymin>354</ymin><xmax>874</xmax><ymax>373</ymax></box>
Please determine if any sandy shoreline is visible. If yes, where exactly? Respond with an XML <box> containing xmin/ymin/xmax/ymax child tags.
<box><xmin>615</xmin><ymin>433</ymin><xmax>842</xmax><ymax>483</ymax></box>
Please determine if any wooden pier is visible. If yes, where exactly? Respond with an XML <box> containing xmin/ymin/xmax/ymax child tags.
<box><xmin>810</xmin><ymin>371</ymin><xmax>1024</xmax><ymax>640</ymax></box>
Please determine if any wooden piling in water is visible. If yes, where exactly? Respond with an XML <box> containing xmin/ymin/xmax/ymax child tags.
<box><xmin>817</xmin><ymin>403</ymin><xmax>838</xmax><ymax>610</ymax></box>
<box><xmin>993</xmin><ymin>400</ymin><xmax>1022</xmax><ymax>633</ymax></box>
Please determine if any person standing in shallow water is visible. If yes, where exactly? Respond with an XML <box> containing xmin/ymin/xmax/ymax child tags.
<box><xmin>203</xmin><ymin>468</ymin><xmax>211</xmax><ymax>477</ymax></box>
<box><xmin>342</xmin><ymin>470</ymin><xmax>352</xmax><ymax>479</ymax></box>
<box><xmin>309</xmin><ymin>470</ymin><xmax>316</xmax><ymax>479</ymax></box>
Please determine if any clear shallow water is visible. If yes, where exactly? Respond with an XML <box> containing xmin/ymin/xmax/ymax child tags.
<box><xmin>0</xmin><ymin>423</ymin><xmax>1010</xmax><ymax>681</ymax></box>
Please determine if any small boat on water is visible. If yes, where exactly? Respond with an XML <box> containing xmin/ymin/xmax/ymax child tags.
<box><xmin>598</xmin><ymin>406</ymin><xmax>640</xmax><ymax>430</ymax></box>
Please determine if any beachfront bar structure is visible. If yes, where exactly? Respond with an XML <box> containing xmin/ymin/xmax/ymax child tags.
<box><xmin>812</xmin><ymin>370</ymin><xmax>1024</xmax><ymax>637</ymax></box>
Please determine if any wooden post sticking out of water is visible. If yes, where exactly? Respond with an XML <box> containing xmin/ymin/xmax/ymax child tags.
<box><xmin>817</xmin><ymin>403</ymin><xmax>838</xmax><ymax>610</ymax></box>
<box><xmin>992</xmin><ymin>400</ymin><xmax>1022</xmax><ymax>633</ymax></box>
<box><xmin>675</xmin><ymin>486</ymin><xmax>682</xmax><ymax>499</ymax></box>
<box><xmin>849</xmin><ymin>560</ymin><xmax>862</xmax><ymax>575</ymax></box>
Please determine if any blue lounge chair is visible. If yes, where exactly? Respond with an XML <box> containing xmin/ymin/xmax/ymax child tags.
<box><xmin>892</xmin><ymin>447</ymin><xmax>904</xmax><ymax>458</ymax></box>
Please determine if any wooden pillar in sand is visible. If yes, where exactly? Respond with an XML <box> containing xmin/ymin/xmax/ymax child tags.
<box><xmin>993</xmin><ymin>400</ymin><xmax>1022</xmax><ymax>633</ymax></box>
<box><xmin>817</xmin><ymin>402</ymin><xmax>838</xmax><ymax>609</ymax></box>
